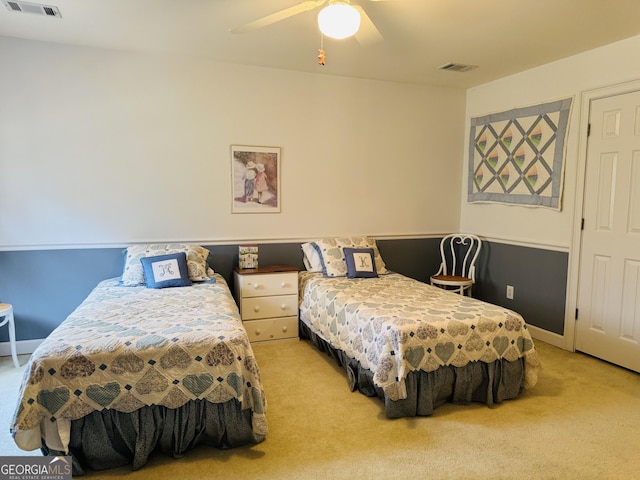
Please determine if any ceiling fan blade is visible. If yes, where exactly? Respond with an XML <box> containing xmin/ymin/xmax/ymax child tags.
<box><xmin>353</xmin><ymin>5</ymin><xmax>383</xmax><ymax>46</ymax></box>
<box><xmin>230</xmin><ymin>0</ymin><xmax>326</xmax><ymax>34</ymax></box>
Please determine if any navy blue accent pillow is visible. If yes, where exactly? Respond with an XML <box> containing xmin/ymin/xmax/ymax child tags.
<box><xmin>344</xmin><ymin>248</ymin><xmax>378</xmax><ymax>278</ymax></box>
<box><xmin>140</xmin><ymin>252</ymin><xmax>192</xmax><ymax>289</ymax></box>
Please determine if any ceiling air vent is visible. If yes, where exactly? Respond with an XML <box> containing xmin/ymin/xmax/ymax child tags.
<box><xmin>438</xmin><ymin>63</ymin><xmax>478</xmax><ymax>73</ymax></box>
<box><xmin>3</xmin><ymin>0</ymin><xmax>61</xmax><ymax>17</ymax></box>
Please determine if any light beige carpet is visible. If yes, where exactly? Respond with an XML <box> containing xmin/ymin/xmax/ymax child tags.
<box><xmin>2</xmin><ymin>339</ymin><xmax>639</xmax><ymax>479</ymax></box>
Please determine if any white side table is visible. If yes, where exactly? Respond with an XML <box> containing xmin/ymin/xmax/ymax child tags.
<box><xmin>234</xmin><ymin>265</ymin><xmax>299</xmax><ymax>343</ymax></box>
<box><xmin>0</xmin><ymin>303</ymin><xmax>20</xmax><ymax>368</ymax></box>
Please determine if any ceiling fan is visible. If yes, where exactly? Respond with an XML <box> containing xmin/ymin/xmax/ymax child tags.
<box><xmin>230</xmin><ymin>0</ymin><xmax>392</xmax><ymax>46</ymax></box>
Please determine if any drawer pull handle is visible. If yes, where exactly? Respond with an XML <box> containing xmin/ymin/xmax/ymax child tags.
<box><xmin>280</xmin><ymin>282</ymin><xmax>286</xmax><ymax>288</ymax></box>
<box><xmin>282</xmin><ymin>326</ymin><xmax>288</xmax><ymax>332</ymax></box>
<box><xmin>253</xmin><ymin>284</ymin><xmax>261</xmax><ymax>290</ymax></box>
<box><xmin>255</xmin><ymin>329</ymin><xmax>261</xmax><ymax>336</ymax></box>
<box><xmin>253</xmin><ymin>306</ymin><xmax>260</xmax><ymax>312</ymax></box>
<box><xmin>280</xmin><ymin>304</ymin><xmax>287</xmax><ymax>310</ymax></box>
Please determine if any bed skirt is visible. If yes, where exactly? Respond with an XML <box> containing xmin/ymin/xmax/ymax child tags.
<box><xmin>299</xmin><ymin>321</ymin><xmax>527</xmax><ymax>418</ymax></box>
<box><xmin>42</xmin><ymin>398</ymin><xmax>264</xmax><ymax>475</ymax></box>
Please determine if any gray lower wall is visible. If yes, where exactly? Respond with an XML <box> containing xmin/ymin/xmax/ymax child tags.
<box><xmin>473</xmin><ymin>242</ymin><xmax>568</xmax><ymax>335</ymax></box>
<box><xmin>0</xmin><ymin>238</ymin><xmax>567</xmax><ymax>344</ymax></box>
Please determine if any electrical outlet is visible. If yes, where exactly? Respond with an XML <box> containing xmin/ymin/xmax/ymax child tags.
<box><xmin>506</xmin><ymin>285</ymin><xmax>514</xmax><ymax>300</ymax></box>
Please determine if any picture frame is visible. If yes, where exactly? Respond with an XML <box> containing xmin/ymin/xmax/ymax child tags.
<box><xmin>231</xmin><ymin>145</ymin><xmax>281</xmax><ymax>213</ymax></box>
<box><xmin>238</xmin><ymin>244</ymin><xmax>259</xmax><ymax>269</ymax></box>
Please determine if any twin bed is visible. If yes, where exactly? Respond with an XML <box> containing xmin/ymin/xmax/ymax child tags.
<box><xmin>298</xmin><ymin>237</ymin><xmax>540</xmax><ymax>418</ymax></box>
<box><xmin>10</xmin><ymin>244</ymin><xmax>267</xmax><ymax>475</ymax></box>
<box><xmin>10</xmin><ymin>238</ymin><xmax>540</xmax><ymax>474</ymax></box>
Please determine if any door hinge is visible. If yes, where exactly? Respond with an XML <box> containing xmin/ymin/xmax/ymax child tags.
<box><xmin>581</xmin><ymin>218</ymin><xmax>585</xmax><ymax>230</ymax></box>
<box><xmin>575</xmin><ymin>308</ymin><xmax>579</xmax><ymax>320</ymax></box>
<box><xmin>587</xmin><ymin>123</ymin><xmax>591</xmax><ymax>137</ymax></box>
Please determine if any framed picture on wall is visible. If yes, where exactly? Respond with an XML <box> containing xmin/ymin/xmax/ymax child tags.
<box><xmin>231</xmin><ymin>145</ymin><xmax>281</xmax><ymax>213</ymax></box>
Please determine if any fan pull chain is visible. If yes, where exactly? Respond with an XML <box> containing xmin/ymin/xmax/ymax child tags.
<box><xmin>318</xmin><ymin>34</ymin><xmax>326</xmax><ymax>66</ymax></box>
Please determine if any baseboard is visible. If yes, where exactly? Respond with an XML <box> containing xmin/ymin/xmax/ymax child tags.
<box><xmin>0</xmin><ymin>338</ymin><xmax>44</xmax><ymax>357</ymax></box>
<box><xmin>528</xmin><ymin>325</ymin><xmax>564</xmax><ymax>349</ymax></box>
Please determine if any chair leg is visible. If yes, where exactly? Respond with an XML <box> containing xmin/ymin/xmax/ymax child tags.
<box><xmin>8</xmin><ymin>312</ymin><xmax>19</xmax><ymax>368</ymax></box>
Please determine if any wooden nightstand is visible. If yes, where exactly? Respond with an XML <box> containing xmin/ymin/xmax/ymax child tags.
<box><xmin>233</xmin><ymin>265</ymin><xmax>299</xmax><ymax>342</ymax></box>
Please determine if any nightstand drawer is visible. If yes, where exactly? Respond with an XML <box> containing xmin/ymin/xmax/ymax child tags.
<box><xmin>236</xmin><ymin>272</ymin><xmax>297</xmax><ymax>298</ymax></box>
<box><xmin>244</xmin><ymin>317</ymin><xmax>298</xmax><ymax>342</ymax></box>
<box><xmin>240</xmin><ymin>294</ymin><xmax>298</xmax><ymax>320</ymax></box>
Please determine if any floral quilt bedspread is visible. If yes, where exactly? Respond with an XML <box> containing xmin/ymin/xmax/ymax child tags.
<box><xmin>11</xmin><ymin>275</ymin><xmax>267</xmax><ymax>450</ymax></box>
<box><xmin>299</xmin><ymin>271</ymin><xmax>540</xmax><ymax>401</ymax></box>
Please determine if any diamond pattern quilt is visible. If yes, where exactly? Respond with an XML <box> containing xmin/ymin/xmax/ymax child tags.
<box><xmin>468</xmin><ymin>98</ymin><xmax>572</xmax><ymax>209</ymax></box>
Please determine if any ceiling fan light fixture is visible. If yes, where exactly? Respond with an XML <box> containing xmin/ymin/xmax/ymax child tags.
<box><xmin>317</xmin><ymin>2</ymin><xmax>361</xmax><ymax>40</ymax></box>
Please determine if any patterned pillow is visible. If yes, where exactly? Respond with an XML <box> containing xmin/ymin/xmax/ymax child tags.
<box><xmin>311</xmin><ymin>237</ymin><xmax>387</xmax><ymax>277</ymax></box>
<box><xmin>140</xmin><ymin>252</ymin><xmax>192</xmax><ymax>288</ymax></box>
<box><xmin>121</xmin><ymin>243</ymin><xmax>214</xmax><ymax>286</ymax></box>
<box><xmin>344</xmin><ymin>248</ymin><xmax>378</xmax><ymax>278</ymax></box>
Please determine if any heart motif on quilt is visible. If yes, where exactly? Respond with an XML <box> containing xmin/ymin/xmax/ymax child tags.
<box><xmin>182</xmin><ymin>374</ymin><xmax>213</xmax><ymax>397</ymax></box>
<box><xmin>465</xmin><ymin>332</ymin><xmax>485</xmax><ymax>352</ymax></box>
<box><xmin>59</xmin><ymin>354</ymin><xmax>95</xmax><ymax>380</ymax></box>
<box><xmin>205</xmin><ymin>383</ymin><xmax>234</xmax><ymax>404</ymax></box>
<box><xmin>86</xmin><ymin>382</ymin><xmax>121</xmax><ymax>407</ymax></box>
<box><xmin>447</xmin><ymin>320</ymin><xmax>469</xmax><ymax>336</ymax></box>
<box><xmin>435</xmin><ymin>342</ymin><xmax>455</xmax><ymax>363</ymax></box>
<box><xmin>110</xmin><ymin>351</ymin><xmax>145</xmax><ymax>374</ymax></box>
<box><xmin>135</xmin><ymin>367</ymin><xmax>169</xmax><ymax>395</ymax></box>
<box><xmin>452</xmin><ymin>312</ymin><xmax>476</xmax><ymax>321</ymax></box>
<box><xmin>135</xmin><ymin>334</ymin><xmax>169</xmax><ymax>350</ymax></box>
<box><xmin>330</xmin><ymin>319</ymin><xmax>338</xmax><ymax>335</ymax></box>
<box><xmin>226</xmin><ymin>373</ymin><xmax>244</xmax><ymax>396</ymax></box>
<box><xmin>37</xmin><ymin>387</ymin><xmax>70</xmax><ymax>414</ymax></box>
<box><xmin>160</xmin><ymin>345</ymin><xmax>192</xmax><ymax>370</ymax></box>
<box><xmin>405</xmin><ymin>346</ymin><xmax>425</xmax><ymax>368</ymax></box>
<box><xmin>337</xmin><ymin>308</ymin><xmax>347</xmax><ymax>325</ymax></box>
<box><xmin>117</xmin><ymin>327</ymin><xmax>146</xmax><ymax>337</ymax></box>
<box><xmin>518</xmin><ymin>336</ymin><xmax>534</xmax><ymax>352</ymax></box>
<box><xmin>162</xmin><ymin>326</ymin><xmax>191</xmax><ymax>335</ymax></box>
<box><xmin>251</xmin><ymin>387</ymin><xmax>265</xmax><ymax>414</ymax></box>
<box><xmin>403</xmin><ymin>306</ymin><xmax>422</xmax><ymax>312</ymax></box>
<box><xmin>493</xmin><ymin>336</ymin><xmax>510</xmax><ymax>355</ymax></box>
<box><xmin>459</xmin><ymin>300</ymin><xmax>477</xmax><ymax>307</ymax></box>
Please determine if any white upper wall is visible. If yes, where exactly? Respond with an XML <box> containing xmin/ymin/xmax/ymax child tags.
<box><xmin>0</xmin><ymin>36</ymin><xmax>466</xmax><ymax>249</ymax></box>
<box><xmin>462</xmin><ymin>35</ymin><xmax>640</xmax><ymax>250</ymax></box>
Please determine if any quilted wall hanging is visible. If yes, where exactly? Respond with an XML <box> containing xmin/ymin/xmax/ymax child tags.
<box><xmin>468</xmin><ymin>97</ymin><xmax>573</xmax><ymax>210</ymax></box>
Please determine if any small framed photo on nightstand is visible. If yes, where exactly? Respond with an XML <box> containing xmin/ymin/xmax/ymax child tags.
<box><xmin>239</xmin><ymin>244</ymin><xmax>259</xmax><ymax>269</ymax></box>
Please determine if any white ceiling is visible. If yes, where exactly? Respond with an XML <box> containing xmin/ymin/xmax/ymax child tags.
<box><xmin>1</xmin><ymin>0</ymin><xmax>639</xmax><ymax>89</ymax></box>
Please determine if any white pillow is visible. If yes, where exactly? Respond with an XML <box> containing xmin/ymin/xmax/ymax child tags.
<box><xmin>301</xmin><ymin>242</ymin><xmax>323</xmax><ymax>272</ymax></box>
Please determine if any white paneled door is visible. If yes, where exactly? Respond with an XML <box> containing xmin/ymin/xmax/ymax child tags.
<box><xmin>576</xmin><ymin>89</ymin><xmax>640</xmax><ymax>372</ymax></box>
